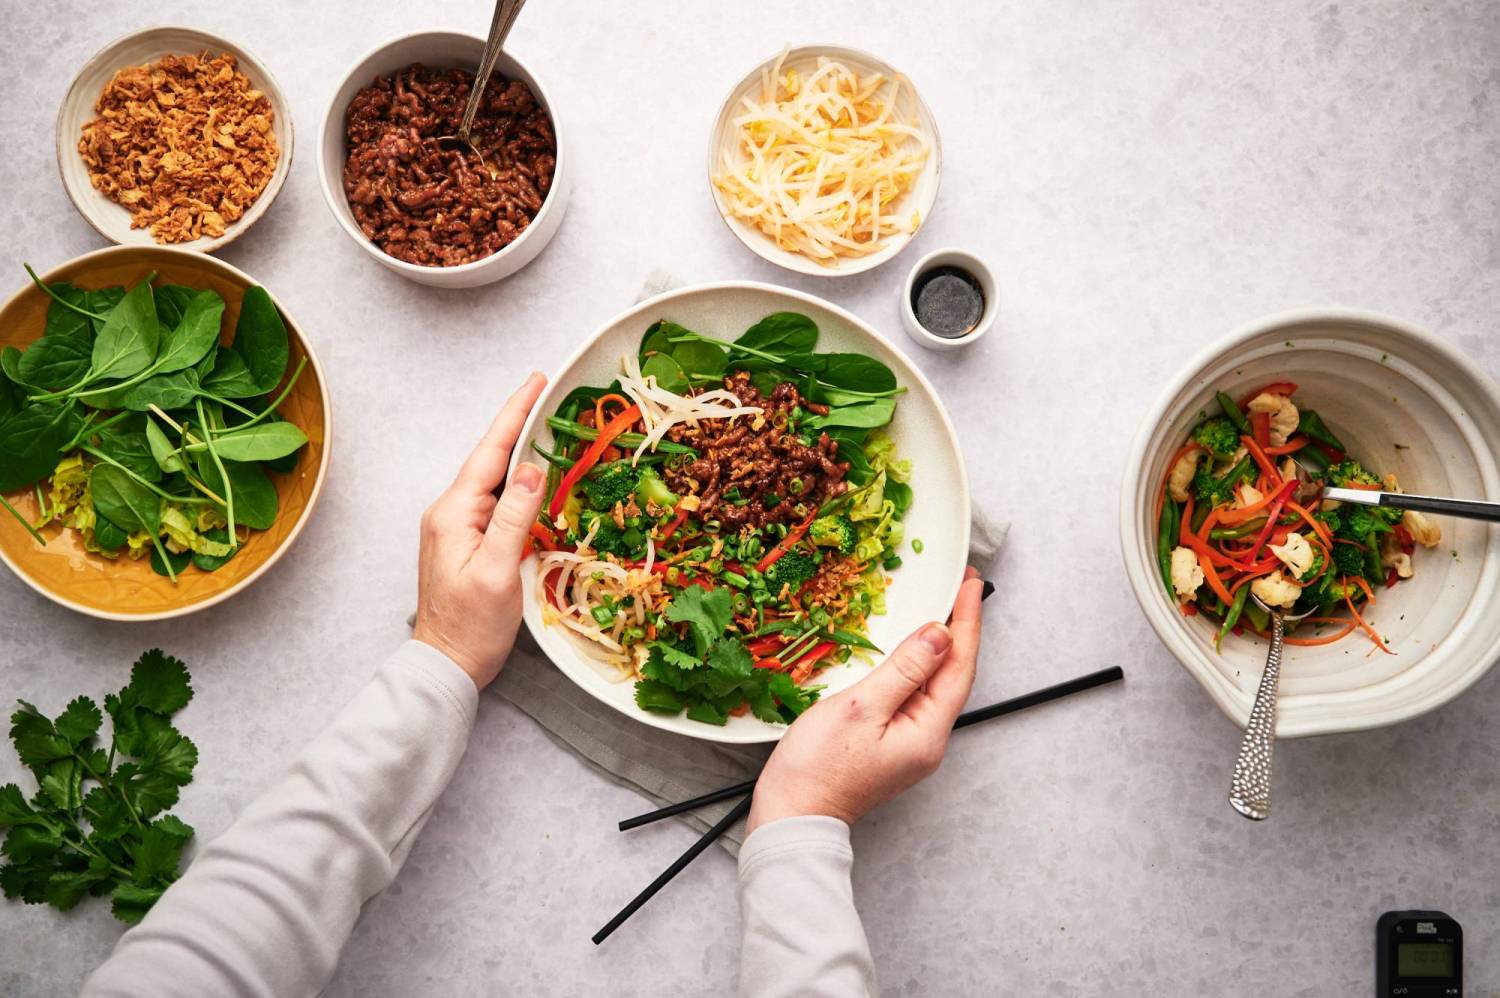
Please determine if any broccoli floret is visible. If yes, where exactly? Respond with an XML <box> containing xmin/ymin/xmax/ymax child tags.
<box><xmin>1327</xmin><ymin>459</ymin><xmax>1380</xmax><ymax>488</ymax></box>
<box><xmin>1193</xmin><ymin>418</ymin><xmax>1241</xmax><ymax>457</ymax></box>
<box><xmin>634</xmin><ymin>467</ymin><xmax>678</xmax><ymax>510</ymax></box>
<box><xmin>809</xmin><ymin>514</ymin><xmax>855</xmax><ymax>554</ymax></box>
<box><xmin>582</xmin><ymin>461</ymin><xmax>639</xmax><ymax>511</ymax></box>
<box><xmin>1331</xmin><ymin>542</ymin><xmax>1366</xmax><ymax>577</ymax></box>
<box><xmin>580</xmin><ymin>510</ymin><xmax>645</xmax><ymax>558</ymax></box>
<box><xmin>764</xmin><ymin>552</ymin><xmax>817</xmax><ymax>593</ymax></box>
<box><xmin>1192</xmin><ymin>466</ymin><xmax>1236</xmax><ymax>506</ymax></box>
<box><xmin>1338</xmin><ymin>505</ymin><xmax>1398</xmax><ymax>542</ymax></box>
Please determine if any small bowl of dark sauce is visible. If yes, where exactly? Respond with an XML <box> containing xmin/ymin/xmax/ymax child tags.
<box><xmin>900</xmin><ymin>248</ymin><xmax>997</xmax><ymax>351</ymax></box>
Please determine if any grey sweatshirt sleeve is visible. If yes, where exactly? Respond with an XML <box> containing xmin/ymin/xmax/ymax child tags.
<box><xmin>79</xmin><ymin>640</ymin><xmax>478</xmax><ymax>998</ymax></box>
<box><xmin>736</xmin><ymin>815</ymin><xmax>876</xmax><ymax>998</ymax></box>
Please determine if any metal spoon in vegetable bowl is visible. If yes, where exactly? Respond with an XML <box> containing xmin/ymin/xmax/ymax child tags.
<box><xmin>1321</xmin><ymin>485</ymin><xmax>1500</xmax><ymax>525</ymax></box>
<box><xmin>1228</xmin><ymin>594</ymin><xmax>1317</xmax><ymax>821</ymax></box>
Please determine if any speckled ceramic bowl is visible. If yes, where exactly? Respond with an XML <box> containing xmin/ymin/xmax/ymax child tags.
<box><xmin>1120</xmin><ymin>308</ymin><xmax>1500</xmax><ymax>737</ymax></box>
<box><xmin>56</xmin><ymin>26</ymin><xmax>294</xmax><ymax>253</ymax></box>
<box><xmin>707</xmin><ymin>44</ymin><xmax>941</xmax><ymax>278</ymax></box>
<box><xmin>0</xmin><ymin>247</ymin><xmax>331</xmax><ymax>620</ymax></box>
<box><xmin>513</xmin><ymin>282</ymin><xmax>970</xmax><ymax>743</ymax></box>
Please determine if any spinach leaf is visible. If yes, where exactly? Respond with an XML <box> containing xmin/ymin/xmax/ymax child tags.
<box><xmin>198</xmin><ymin>348</ymin><xmax>259</xmax><ymax>398</ymax></box>
<box><xmin>95</xmin><ymin>418</ymin><xmax>162</xmax><ymax>483</ymax></box>
<box><xmin>90</xmin><ymin>282</ymin><xmax>159</xmax><ymax>383</ymax></box>
<box><xmin>145</xmin><ymin>418</ymin><xmax>186</xmax><ymax>475</ymax></box>
<box><xmin>639</xmin><ymin>320</ymin><xmax>692</xmax><ymax>358</ymax></box>
<box><xmin>641</xmin><ymin>352</ymin><xmax>687</xmax><ymax>392</ymax></box>
<box><xmin>190</xmin><ymin>528</ymin><xmax>237</xmax><ymax>571</ymax></box>
<box><xmin>0</xmin><ymin>401</ymin><xmax>81</xmax><ymax>491</ymax></box>
<box><xmin>804</xmin><ymin>398</ymin><xmax>896</xmax><ymax>431</ymax></box>
<box><xmin>672</xmin><ymin>339</ymin><xmax>728</xmax><ymax>380</ymax></box>
<box><xmin>202</xmin><ymin>422</ymin><xmax>308</xmax><ymax>462</ymax></box>
<box><xmin>150</xmin><ymin>546</ymin><xmax>192</xmax><ymax>578</ymax></box>
<box><xmin>738</xmin><ymin>312</ymin><xmax>819</xmax><ymax>355</ymax></box>
<box><xmin>2</xmin><ymin>345</ymin><xmax>43</xmax><ymax>393</ymax></box>
<box><xmin>122</xmin><ymin>369</ymin><xmax>201</xmax><ymax>412</ymax></box>
<box><xmin>0</xmin><ymin>370</ymin><xmax>18</xmax><ymax>423</ymax></box>
<box><xmin>84</xmin><ymin>287</ymin><xmax>125</xmax><ymax>334</ymax></box>
<box><xmin>825</xmin><ymin>428</ymin><xmax>874</xmax><ymax>485</ymax></box>
<box><xmin>16</xmin><ymin>336</ymin><xmax>91</xmax><ymax>391</ymax></box>
<box><xmin>152</xmin><ymin>285</ymin><xmax>199</xmax><ymax>331</ymax></box>
<box><xmin>43</xmin><ymin>284</ymin><xmax>93</xmax><ymax>342</ymax></box>
<box><xmin>89</xmin><ymin>465</ymin><xmax>161</xmax><ymax>537</ymax></box>
<box><xmin>200</xmin><ymin>460</ymin><xmax>277</xmax><ymax>528</ymax></box>
<box><xmin>1297</xmin><ymin>410</ymin><xmax>1347</xmax><ymax>453</ymax></box>
<box><xmin>230</xmin><ymin>287</ymin><xmax>288</xmax><ymax>394</ymax></box>
<box><xmin>94</xmin><ymin>517</ymin><xmax>128</xmax><ymax>550</ymax></box>
<box><xmin>814</xmin><ymin>353</ymin><xmax>897</xmax><ymax>394</ymax></box>
<box><xmin>151</xmin><ymin>291</ymin><xmax>223</xmax><ymax>375</ymax></box>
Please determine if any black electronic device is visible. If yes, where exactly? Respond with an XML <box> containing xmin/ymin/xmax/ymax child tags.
<box><xmin>1377</xmin><ymin>910</ymin><xmax>1462</xmax><ymax>997</ymax></box>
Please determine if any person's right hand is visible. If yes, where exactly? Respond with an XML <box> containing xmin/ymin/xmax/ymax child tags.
<box><xmin>746</xmin><ymin>568</ymin><xmax>986</xmax><ymax>834</ymax></box>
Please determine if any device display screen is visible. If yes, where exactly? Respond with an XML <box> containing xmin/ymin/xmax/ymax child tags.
<box><xmin>1397</xmin><ymin>942</ymin><xmax>1456</xmax><ymax>978</ymax></box>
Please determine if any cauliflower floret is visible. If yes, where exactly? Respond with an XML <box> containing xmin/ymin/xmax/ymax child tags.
<box><xmin>1247</xmin><ymin>392</ymin><xmax>1300</xmax><ymax>447</ymax></box>
<box><xmin>1167</xmin><ymin>449</ymin><xmax>1202</xmax><ymax>503</ymax></box>
<box><xmin>1279</xmin><ymin>457</ymin><xmax>1298</xmax><ymax>483</ymax></box>
<box><xmin>1402</xmin><ymin>509</ymin><xmax>1442</xmax><ymax>548</ymax></box>
<box><xmin>1170</xmin><ymin>546</ymin><xmax>1205</xmax><ymax>599</ymax></box>
<box><xmin>1383</xmin><ymin>472</ymin><xmax>1402</xmax><ymax>493</ymax></box>
<box><xmin>1251</xmin><ymin>570</ymin><xmax>1301</xmax><ymax>609</ymax></box>
<box><xmin>1234</xmin><ymin>483</ymin><xmax>1263</xmax><ymax>509</ymax></box>
<box><xmin>1380</xmin><ymin>532</ymin><xmax>1413</xmax><ymax>579</ymax></box>
<box><xmin>1269</xmin><ymin>531</ymin><xmax>1315</xmax><ymax>579</ymax></box>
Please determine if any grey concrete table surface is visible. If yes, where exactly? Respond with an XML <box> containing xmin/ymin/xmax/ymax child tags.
<box><xmin>3</xmin><ymin>1</ymin><xmax>1498</xmax><ymax>995</ymax></box>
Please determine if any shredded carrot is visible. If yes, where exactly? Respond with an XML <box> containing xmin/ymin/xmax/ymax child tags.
<box><xmin>1264</xmin><ymin>436</ymin><xmax>1309</xmax><ymax>456</ymax></box>
<box><xmin>1241</xmin><ymin>434</ymin><xmax>1282</xmax><ymax>485</ymax></box>
<box><xmin>1344</xmin><ymin>584</ymin><xmax>1395</xmax><ymax>654</ymax></box>
<box><xmin>1285</xmin><ymin>621</ymin><xmax>1359</xmax><ymax>646</ymax></box>
<box><xmin>1284</xmin><ymin>500</ymin><xmax>1333</xmax><ymax>549</ymax></box>
<box><xmin>1178</xmin><ymin>497</ymin><xmax>1196</xmax><ymax>547</ymax></box>
<box><xmin>1199</xmin><ymin>551</ymin><xmax>1236</xmax><ymax>606</ymax></box>
<box><xmin>594</xmin><ymin>393</ymin><xmax>632</xmax><ymax>430</ymax></box>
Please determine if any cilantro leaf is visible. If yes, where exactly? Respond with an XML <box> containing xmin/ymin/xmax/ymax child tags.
<box><xmin>686</xmin><ymin>701</ymin><xmax>729</xmax><ymax>726</ymax></box>
<box><xmin>0</xmin><ymin>649</ymin><xmax>199</xmax><ymax>924</ymax></box>
<box><xmin>745</xmin><ymin>683</ymin><xmax>783</xmax><ymax>723</ymax></box>
<box><xmin>128</xmin><ymin>650</ymin><xmax>193</xmax><ymax>716</ymax></box>
<box><xmin>634</xmin><ymin>680</ymin><xmax>687</xmax><ymax>714</ymax></box>
<box><xmin>55</xmin><ymin>697</ymin><xmax>102</xmax><ymax>748</ymax></box>
<box><xmin>664</xmin><ymin>587</ymin><xmax>735</xmax><ymax>655</ymax></box>
<box><xmin>767</xmin><ymin>673</ymin><xmax>820</xmax><ymax>717</ymax></box>
<box><xmin>705</xmin><ymin>638</ymin><xmax>753</xmax><ymax>679</ymax></box>
<box><xmin>652</xmin><ymin>641</ymin><xmax>702</xmax><ymax>671</ymax></box>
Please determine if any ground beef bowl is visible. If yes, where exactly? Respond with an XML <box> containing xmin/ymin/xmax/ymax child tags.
<box><xmin>318</xmin><ymin>31</ymin><xmax>569</xmax><ymax>288</ymax></box>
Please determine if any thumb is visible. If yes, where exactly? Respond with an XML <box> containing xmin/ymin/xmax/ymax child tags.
<box><xmin>853</xmin><ymin>623</ymin><xmax>953</xmax><ymax>719</ymax></box>
<box><xmin>478</xmin><ymin>462</ymin><xmax>546</xmax><ymax>569</ymax></box>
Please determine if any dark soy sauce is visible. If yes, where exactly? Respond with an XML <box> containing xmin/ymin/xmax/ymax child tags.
<box><xmin>911</xmin><ymin>266</ymin><xmax>984</xmax><ymax>338</ymax></box>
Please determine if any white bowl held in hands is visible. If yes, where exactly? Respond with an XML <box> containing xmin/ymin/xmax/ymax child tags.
<box><xmin>1120</xmin><ymin>309</ymin><xmax>1500</xmax><ymax>737</ymax></box>
<box><xmin>317</xmin><ymin>30</ymin><xmax>569</xmax><ymax>289</ymax></box>
<box><xmin>513</xmin><ymin>282</ymin><xmax>971</xmax><ymax>743</ymax></box>
<box><xmin>707</xmin><ymin>45</ymin><xmax>941</xmax><ymax>278</ymax></box>
<box><xmin>56</xmin><ymin>26</ymin><xmax>294</xmax><ymax>253</ymax></box>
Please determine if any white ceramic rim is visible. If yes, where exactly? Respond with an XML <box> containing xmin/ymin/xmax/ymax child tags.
<box><xmin>0</xmin><ymin>245</ymin><xmax>334</xmax><ymax>622</ymax></box>
<box><xmin>1118</xmin><ymin>305</ymin><xmax>1500</xmax><ymax>736</ymax></box>
<box><xmin>315</xmin><ymin>29</ymin><xmax>567</xmax><ymax>280</ymax></box>
<box><xmin>54</xmin><ymin>25</ymin><xmax>295</xmax><ymax>255</ymax></box>
<box><xmin>509</xmin><ymin>279</ymin><xmax>971</xmax><ymax>743</ymax></box>
<box><xmin>899</xmin><ymin>246</ymin><xmax>998</xmax><ymax>350</ymax></box>
<box><xmin>705</xmin><ymin>43</ymin><xmax>943</xmax><ymax>278</ymax></box>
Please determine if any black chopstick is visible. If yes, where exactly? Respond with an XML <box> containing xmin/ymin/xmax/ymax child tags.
<box><xmin>618</xmin><ymin>664</ymin><xmax>1125</xmax><ymax>833</ymax></box>
<box><xmin>593</xmin><ymin>795</ymin><xmax>753</xmax><ymax>945</ymax></box>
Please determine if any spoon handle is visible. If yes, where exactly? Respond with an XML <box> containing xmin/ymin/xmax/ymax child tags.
<box><xmin>460</xmin><ymin>0</ymin><xmax>529</xmax><ymax>140</ymax></box>
<box><xmin>1229</xmin><ymin>611</ymin><xmax>1283</xmax><ymax>820</ymax></box>
<box><xmin>1322</xmin><ymin>486</ymin><xmax>1500</xmax><ymax>524</ymax></box>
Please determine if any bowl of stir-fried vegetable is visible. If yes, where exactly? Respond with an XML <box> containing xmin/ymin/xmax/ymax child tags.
<box><xmin>515</xmin><ymin>282</ymin><xmax>969</xmax><ymax>743</ymax></box>
<box><xmin>1121</xmin><ymin>308</ymin><xmax>1500</xmax><ymax>737</ymax></box>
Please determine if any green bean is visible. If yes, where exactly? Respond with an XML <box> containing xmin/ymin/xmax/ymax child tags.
<box><xmin>530</xmin><ymin>442</ymin><xmax>575</xmax><ymax>470</ymax></box>
<box><xmin>543</xmin><ymin>416</ymin><xmax>697</xmax><ymax>455</ymax></box>
<box><xmin>1216</xmin><ymin>584</ymin><xmax>1249</xmax><ymax>649</ymax></box>
<box><xmin>1191</xmin><ymin>499</ymin><xmax>1212</xmax><ymax>533</ymax></box>
<box><xmin>1157</xmin><ymin>497</ymin><xmax>1178</xmax><ymax>594</ymax></box>
<box><xmin>1216</xmin><ymin>391</ymin><xmax>1250</xmax><ymax>433</ymax></box>
<box><xmin>829</xmin><ymin>628</ymin><xmax>881</xmax><ymax>652</ymax></box>
<box><xmin>1210</xmin><ymin>517</ymin><xmax>1265</xmax><ymax>540</ymax></box>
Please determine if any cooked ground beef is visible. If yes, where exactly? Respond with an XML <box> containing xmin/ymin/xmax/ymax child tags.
<box><xmin>663</xmin><ymin>372</ymin><xmax>849</xmax><ymax>529</ymax></box>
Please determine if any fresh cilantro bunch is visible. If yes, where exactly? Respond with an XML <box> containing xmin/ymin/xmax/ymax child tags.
<box><xmin>635</xmin><ymin>587</ymin><xmax>820</xmax><ymax>726</ymax></box>
<box><xmin>0</xmin><ymin>650</ymin><xmax>197</xmax><ymax>924</ymax></box>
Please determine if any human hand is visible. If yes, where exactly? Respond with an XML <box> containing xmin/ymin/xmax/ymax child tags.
<box><xmin>413</xmin><ymin>373</ymin><xmax>548</xmax><ymax>690</ymax></box>
<box><xmin>747</xmin><ymin>567</ymin><xmax>985</xmax><ymax>834</ymax></box>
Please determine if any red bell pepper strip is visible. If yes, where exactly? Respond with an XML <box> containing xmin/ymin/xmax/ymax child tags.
<box><xmin>757</xmin><ymin>511</ymin><xmax>817</xmax><ymax>573</ymax></box>
<box><xmin>1250</xmin><ymin>411</ymin><xmax>1271</xmax><ymax>450</ymax></box>
<box><xmin>1385</xmin><ymin>567</ymin><xmax>1401</xmax><ymax>589</ymax></box>
<box><xmin>522</xmin><ymin>522</ymin><xmax>558</xmax><ymax>558</ymax></box>
<box><xmin>1393</xmin><ymin>523</ymin><xmax>1415</xmax><ymax>554</ymax></box>
<box><xmin>1238</xmin><ymin>381</ymin><xmax>1298</xmax><ymax>408</ymax></box>
<box><xmin>1242</xmin><ymin>480</ymin><xmax>1299</xmax><ymax>564</ymax></box>
<box><xmin>746</xmin><ymin>636</ymin><xmax>786</xmax><ymax>657</ymax></box>
<box><xmin>547</xmin><ymin>403</ymin><xmax>641</xmax><ymax>519</ymax></box>
<box><xmin>1263</xmin><ymin>436</ymin><xmax>1309</xmax><ymax>456</ymax></box>
<box><xmin>1240</xmin><ymin>434</ymin><xmax>1282</xmax><ymax>485</ymax></box>
<box><xmin>660</xmin><ymin>502</ymin><xmax>692</xmax><ymax>540</ymax></box>
<box><xmin>753</xmin><ymin>657</ymin><xmax>784</xmax><ymax>671</ymax></box>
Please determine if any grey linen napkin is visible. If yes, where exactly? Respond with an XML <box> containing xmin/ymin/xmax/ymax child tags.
<box><xmin>463</xmin><ymin>272</ymin><xmax>1006</xmax><ymax>855</ymax></box>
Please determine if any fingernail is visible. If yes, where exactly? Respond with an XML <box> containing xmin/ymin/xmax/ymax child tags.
<box><xmin>920</xmin><ymin>623</ymin><xmax>951</xmax><ymax>655</ymax></box>
<box><xmin>511</xmin><ymin>462</ymin><xmax>543</xmax><ymax>493</ymax></box>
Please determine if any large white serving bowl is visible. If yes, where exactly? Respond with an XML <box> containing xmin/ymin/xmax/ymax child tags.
<box><xmin>707</xmin><ymin>45</ymin><xmax>941</xmax><ymax>278</ymax></box>
<box><xmin>513</xmin><ymin>282</ymin><xmax>971</xmax><ymax>743</ymax></box>
<box><xmin>317</xmin><ymin>30</ymin><xmax>569</xmax><ymax>289</ymax></box>
<box><xmin>1120</xmin><ymin>308</ymin><xmax>1500</xmax><ymax>737</ymax></box>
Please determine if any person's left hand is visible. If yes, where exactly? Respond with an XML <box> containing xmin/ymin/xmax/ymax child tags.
<box><xmin>413</xmin><ymin>373</ymin><xmax>548</xmax><ymax>689</ymax></box>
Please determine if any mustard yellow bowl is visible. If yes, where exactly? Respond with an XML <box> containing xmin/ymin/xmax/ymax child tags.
<box><xmin>0</xmin><ymin>246</ymin><xmax>331</xmax><ymax>620</ymax></box>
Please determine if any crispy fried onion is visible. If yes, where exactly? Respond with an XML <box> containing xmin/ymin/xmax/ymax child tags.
<box><xmin>536</xmin><ymin>524</ymin><xmax>663</xmax><ymax>681</ymax></box>
<box><xmin>617</xmin><ymin>354</ymin><xmax>762</xmax><ymax>463</ymax></box>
